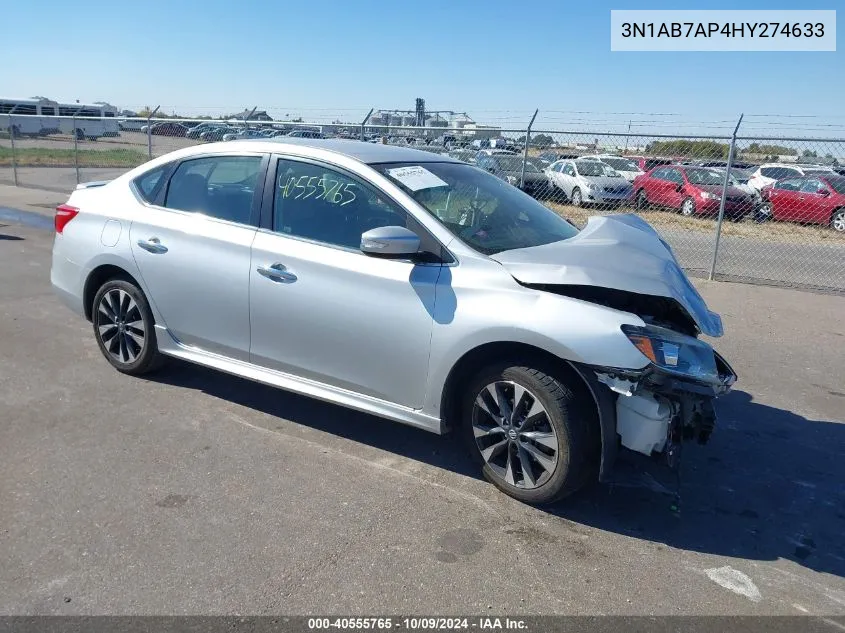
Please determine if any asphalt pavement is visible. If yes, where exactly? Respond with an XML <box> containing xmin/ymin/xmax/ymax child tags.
<box><xmin>0</xmin><ymin>203</ymin><xmax>844</xmax><ymax>619</ymax></box>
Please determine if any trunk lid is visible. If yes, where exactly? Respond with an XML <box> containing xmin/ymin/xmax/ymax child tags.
<box><xmin>489</xmin><ymin>214</ymin><xmax>723</xmax><ymax>336</ymax></box>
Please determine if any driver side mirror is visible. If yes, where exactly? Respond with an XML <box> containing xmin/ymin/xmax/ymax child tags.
<box><xmin>360</xmin><ymin>226</ymin><xmax>421</xmax><ymax>257</ymax></box>
<box><xmin>675</xmin><ymin>183</ymin><xmax>683</xmax><ymax>192</ymax></box>
<box><xmin>818</xmin><ymin>188</ymin><xmax>830</xmax><ymax>196</ymax></box>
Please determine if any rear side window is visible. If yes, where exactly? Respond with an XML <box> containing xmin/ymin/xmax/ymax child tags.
<box><xmin>761</xmin><ymin>167</ymin><xmax>799</xmax><ymax>180</ymax></box>
<box><xmin>650</xmin><ymin>167</ymin><xmax>669</xmax><ymax>180</ymax></box>
<box><xmin>164</xmin><ymin>155</ymin><xmax>263</xmax><ymax>225</ymax></box>
<box><xmin>133</xmin><ymin>165</ymin><xmax>169</xmax><ymax>203</ymax></box>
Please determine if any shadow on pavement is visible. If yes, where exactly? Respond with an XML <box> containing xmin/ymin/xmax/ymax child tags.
<box><xmin>0</xmin><ymin>233</ymin><xmax>25</xmax><ymax>241</ymax></box>
<box><xmin>151</xmin><ymin>362</ymin><xmax>845</xmax><ymax>579</ymax></box>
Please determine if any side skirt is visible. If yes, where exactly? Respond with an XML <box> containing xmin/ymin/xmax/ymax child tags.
<box><xmin>155</xmin><ymin>325</ymin><xmax>443</xmax><ymax>435</ymax></box>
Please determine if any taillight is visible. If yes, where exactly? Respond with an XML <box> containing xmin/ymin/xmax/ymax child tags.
<box><xmin>55</xmin><ymin>204</ymin><xmax>79</xmax><ymax>234</ymax></box>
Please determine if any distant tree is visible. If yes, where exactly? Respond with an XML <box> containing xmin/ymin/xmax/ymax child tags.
<box><xmin>645</xmin><ymin>139</ymin><xmax>729</xmax><ymax>159</ymax></box>
<box><xmin>532</xmin><ymin>133</ymin><xmax>554</xmax><ymax>147</ymax></box>
<box><xmin>802</xmin><ymin>149</ymin><xmax>818</xmax><ymax>158</ymax></box>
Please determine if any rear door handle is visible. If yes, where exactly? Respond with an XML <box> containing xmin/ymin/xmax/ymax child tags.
<box><xmin>257</xmin><ymin>263</ymin><xmax>297</xmax><ymax>283</ymax></box>
<box><xmin>137</xmin><ymin>237</ymin><xmax>168</xmax><ymax>254</ymax></box>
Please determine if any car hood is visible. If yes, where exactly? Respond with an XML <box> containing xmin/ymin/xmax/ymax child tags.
<box><xmin>489</xmin><ymin>214</ymin><xmax>723</xmax><ymax>336</ymax></box>
<box><xmin>580</xmin><ymin>175</ymin><xmax>632</xmax><ymax>188</ymax></box>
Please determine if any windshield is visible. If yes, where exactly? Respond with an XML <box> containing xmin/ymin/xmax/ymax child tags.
<box><xmin>730</xmin><ymin>168</ymin><xmax>752</xmax><ymax>183</ymax></box>
<box><xmin>377</xmin><ymin>161</ymin><xmax>579</xmax><ymax>255</ymax></box>
<box><xmin>600</xmin><ymin>157</ymin><xmax>639</xmax><ymax>172</ymax></box>
<box><xmin>827</xmin><ymin>177</ymin><xmax>845</xmax><ymax>194</ymax></box>
<box><xmin>495</xmin><ymin>156</ymin><xmax>542</xmax><ymax>173</ymax></box>
<box><xmin>686</xmin><ymin>169</ymin><xmax>725</xmax><ymax>186</ymax></box>
<box><xmin>575</xmin><ymin>161</ymin><xmax>619</xmax><ymax>177</ymax></box>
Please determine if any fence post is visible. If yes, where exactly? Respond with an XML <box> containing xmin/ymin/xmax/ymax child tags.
<box><xmin>708</xmin><ymin>113</ymin><xmax>743</xmax><ymax>281</ymax></box>
<box><xmin>360</xmin><ymin>108</ymin><xmax>374</xmax><ymax>141</ymax></box>
<box><xmin>147</xmin><ymin>105</ymin><xmax>160</xmax><ymax>160</ymax></box>
<box><xmin>9</xmin><ymin>116</ymin><xmax>19</xmax><ymax>186</ymax></box>
<box><xmin>520</xmin><ymin>109</ymin><xmax>539</xmax><ymax>188</ymax></box>
<box><xmin>244</xmin><ymin>106</ymin><xmax>257</xmax><ymax>128</ymax></box>
<box><xmin>72</xmin><ymin>113</ymin><xmax>80</xmax><ymax>185</ymax></box>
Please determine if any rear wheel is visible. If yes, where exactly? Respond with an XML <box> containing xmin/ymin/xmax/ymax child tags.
<box><xmin>460</xmin><ymin>363</ymin><xmax>598</xmax><ymax>504</ymax></box>
<box><xmin>831</xmin><ymin>208</ymin><xmax>845</xmax><ymax>233</ymax></box>
<box><xmin>680</xmin><ymin>197</ymin><xmax>696</xmax><ymax>216</ymax></box>
<box><xmin>92</xmin><ymin>278</ymin><xmax>163</xmax><ymax>375</ymax></box>
<box><xmin>635</xmin><ymin>189</ymin><xmax>648</xmax><ymax>210</ymax></box>
<box><xmin>754</xmin><ymin>202</ymin><xmax>773</xmax><ymax>223</ymax></box>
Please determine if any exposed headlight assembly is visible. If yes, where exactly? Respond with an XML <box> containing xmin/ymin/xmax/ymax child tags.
<box><xmin>621</xmin><ymin>324</ymin><xmax>720</xmax><ymax>385</ymax></box>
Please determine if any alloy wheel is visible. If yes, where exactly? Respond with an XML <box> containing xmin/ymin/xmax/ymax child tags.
<box><xmin>472</xmin><ymin>381</ymin><xmax>558</xmax><ymax>489</ymax></box>
<box><xmin>681</xmin><ymin>198</ymin><xmax>695</xmax><ymax>216</ymax></box>
<box><xmin>832</xmin><ymin>210</ymin><xmax>845</xmax><ymax>233</ymax></box>
<box><xmin>96</xmin><ymin>289</ymin><xmax>146</xmax><ymax>364</ymax></box>
<box><xmin>571</xmin><ymin>189</ymin><xmax>582</xmax><ymax>207</ymax></box>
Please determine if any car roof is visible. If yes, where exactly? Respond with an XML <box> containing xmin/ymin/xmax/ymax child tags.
<box><xmin>229</xmin><ymin>138</ymin><xmax>461</xmax><ymax>164</ymax></box>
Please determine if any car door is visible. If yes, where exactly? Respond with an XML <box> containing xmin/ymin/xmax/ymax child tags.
<box><xmin>558</xmin><ymin>162</ymin><xmax>578</xmax><ymax>198</ymax></box>
<box><xmin>662</xmin><ymin>168</ymin><xmax>686</xmax><ymax>209</ymax></box>
<box><xmin>248</xmin><ymin>156</ymin><xmax>445</xmax><ymax>408</ymax></box>
<box><xmin>129</xmin><ymin>153</ymin><xmax>268</xmax><ymax>360</ymax></box>
<box><xmin>767</xmin><ymin>177</ymin><xmax>803</xmax><ymax>221</ymax></box>
<box><xmin>796</xmin><ymin>178</ymin><xmax>831</xmax><ymax>224</ymax></box>
<box><xmin>646</xmin><ymin>167</ymin><xmax>673</xmax><ymax>207</ymax></box>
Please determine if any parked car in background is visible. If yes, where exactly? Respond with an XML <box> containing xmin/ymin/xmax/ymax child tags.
<box><xmin>759</xmin><ymin>174</ymin><xmax>845</xmax><ymax>231</ymax></box>
<box><xmin>149</xmin><ymin>122</ymin><xmax>189</xmax><ymax>137</ymax></box>
<box><xmin>186</xmin><ymin>123</ymin><xmax>227</xmax><ymax>140</ymax></box>
<box><xmin>286</xmin><ymin>130</ymin><xmax>325</xmax><ymax>139</ymax></box>
<box><xmin>581</xmin><ymin>155</ymin><xmax>645</xmax><ymax>182</ymax></box>
<box><xmin>746</xmin><ymin>163</ymin><xmax>834</xmax><ymax>192</ymax></box>
<box><xmin>222</xmin><ymin>128</ymin><xmax>267</xmax><ymax>142</ymax></box>
<box><xmin>536</xmin><ymin>151</ymin><xmax>580</xmax><ymax>167</ymax></box>
<box><xmin>628</xmin><ymin>156</ymin><xmax>673</xmax><ymax>172</ymax></box>
<box><xmin>447</xmin><ymin>149</ymin><xmax>477</xmax><ymax>164</ymax></box>
<box><xmin>545</xmin><ymin>159</ymin><xmax>633</xmax><ymax>207</ymax></box>
<box><xmin>633</xmin><ymin>165</ymin><xmax>755</xmax><ymax>219</ymax></box>
<box><xmin>475</xmin><ymin>154</ymin><xmax>548</xmax><ymax>196</ymax></box>
<box><xmin>200</xmin><ymin>126</ymin><xmax>238</xmax><ymax>142</ymax></box>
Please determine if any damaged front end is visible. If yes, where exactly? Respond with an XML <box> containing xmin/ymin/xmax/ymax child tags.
<box><xmin>574</xmin><ymin>325</ymin><xmax>736</xmax><ymax>499</ymax></box>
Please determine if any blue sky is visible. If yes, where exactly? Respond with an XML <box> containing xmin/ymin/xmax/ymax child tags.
<box><xmin>4</xmin><ymin>0</ymin><xmax>842</xmax><ymax>134</ymax></box>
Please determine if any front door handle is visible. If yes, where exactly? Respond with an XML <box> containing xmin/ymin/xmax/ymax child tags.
<box><xmin>257</xmin><ymin>263</ymin><xmax>297</xmax><ymax>283</ymax></box>
<box><xmin>137</xmin><ymin>237</ymin><xmax>168</xmax><ymax>254</ymax></box>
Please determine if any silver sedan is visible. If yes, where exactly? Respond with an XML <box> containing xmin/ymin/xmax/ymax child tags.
<box><xmin>51</xmin><ymin>139</ymin><xmax>735</xmax><ymax>504</ymax></box>
<box><xmin>545</xmin><ymin>159</ymin><xmax>634</xmax><ymax>207</ymax></box>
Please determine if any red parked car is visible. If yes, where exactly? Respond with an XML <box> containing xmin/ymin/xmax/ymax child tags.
<box><xmin>759</xmin><ymin>174</ymin><xmax>845</xmax><ymax>232</ymax></box>
<box><xmin>633</xmin><ymin>165</ymin><xmax>755</xmax><ymax>219</ymax></box>
<box><xmin>627</xmin><ymin>156</ymin><xmax>673</xmax><ymax>172</ymax></box>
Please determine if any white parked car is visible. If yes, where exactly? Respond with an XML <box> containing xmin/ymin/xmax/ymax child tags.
<box><xmin>545</xmin><ymin>159</ymin><xmax>634</xmax><ymax>207</ymax></box>
<box><xmin>746</xmin><ymin>163</ymin><xmax>834</xmax><ymax>192</ymax></box>
<box><xmin>581</xmin><ymin>155</ymin><xmax>645</xmax><ymax>183</ymax></box>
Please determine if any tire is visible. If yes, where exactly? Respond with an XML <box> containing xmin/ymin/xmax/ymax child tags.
<box><xmin>571</xmin><ymin>187</ymin><xmax>583</xmax><ymax>208</ymax></box>
<box><xmin>92</xmin><ymin>278</ymin><xmax>164</xmax><ymax>375</ymax></box>
<box><xmin>74</xmin><ymin>128</ymin><xmax>84</xmax><ymax>141</ymax></box>
<box><xmin>460</xmin><ymin>362</ymin><xmax>599</xmax><ymax>505</ymax></box>
<box><xmin>680</xmin><ymin>197</ymin><xmax>696</xmax><ymax>216</ymax></box>
<box><xmin>831</xmin><ymin>208</ymin><xmax>845</xmax><ymax>233</ymax></box>
<box><xmin>635</xmin><ymin>189</ymin><xmax>648</xmax><ymax>210</ymax></box>
<box><xmin>754</xmin><ymin>202</ymin><xmax>773</xmax><ymax>224</ymax></box>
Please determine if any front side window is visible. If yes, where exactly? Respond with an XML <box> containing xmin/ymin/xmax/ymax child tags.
<box><xmin>650</xmin><ymin>167</ymin><xmax>669</xmax><ymax>180</ymax></box>
<box><xmin>664</xmin><ymin>168</ymin><xmax>685</xmax><ymax>184</ymax></box>
<box><xmin>164</xmin><ymin>155</ymin><xmax>263</xmax><ymax>225</ymax></box>
<box><xmin>685</xmin><ymin>169</ymin><xmax>724</xmax><ymax>186</ymax></box>
<box><xmin>774</xmin><ymin>178</ymin><xmax>803</xmax><ymax>191</ymax></box>
<box><xmin>377</xmin><ymin>161</ymin><xmax>579</xmax><ymax>256</ymax></box>
<box><xmin>273</xmin><ymin>159</ymin><xmax>409</xmax><ymax>250</ymax></box>
<box><xmin>799</xmin><ymin>179</ymin><xmax>825</xmax><ymax>194</ymax></box>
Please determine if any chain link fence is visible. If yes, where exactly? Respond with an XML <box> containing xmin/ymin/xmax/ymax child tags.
<box><xmin>1</xmin><ymin>113</ymin><xmax>843</xmax><ymax>293</ymax></box>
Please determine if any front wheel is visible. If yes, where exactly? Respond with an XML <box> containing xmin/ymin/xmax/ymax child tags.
<box><xmin>571</xmin><ymin>187</ymin><xmax>583</xmax><ymax>208</ymax></box>
<box><xmin>92</xmin><ymin>278</ymin><xmax>164</xmax><ymax>375</ymax></box>
<box><xmin>461</xmin><ymin>363</ymin><xmax>598</xmax><ymax>504</ymax></box>
<box><xmin>680</xmin><ymin>197</ymin><xmax>696</xmax><ymax>216</ymax></box>
<box><xmin>754</xmin><ymin>202</ymin><xmax>773</xmax><ymax>223</ymax></box>
<box><xmin>635</xmin><ymin>189</ymin><xmax>648</xmax><ymax>210</ymax></box>
<box><xmin>831</xmin><ymin>208</ymin><xmax>845</xmax><ymax>233</ymax></box>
